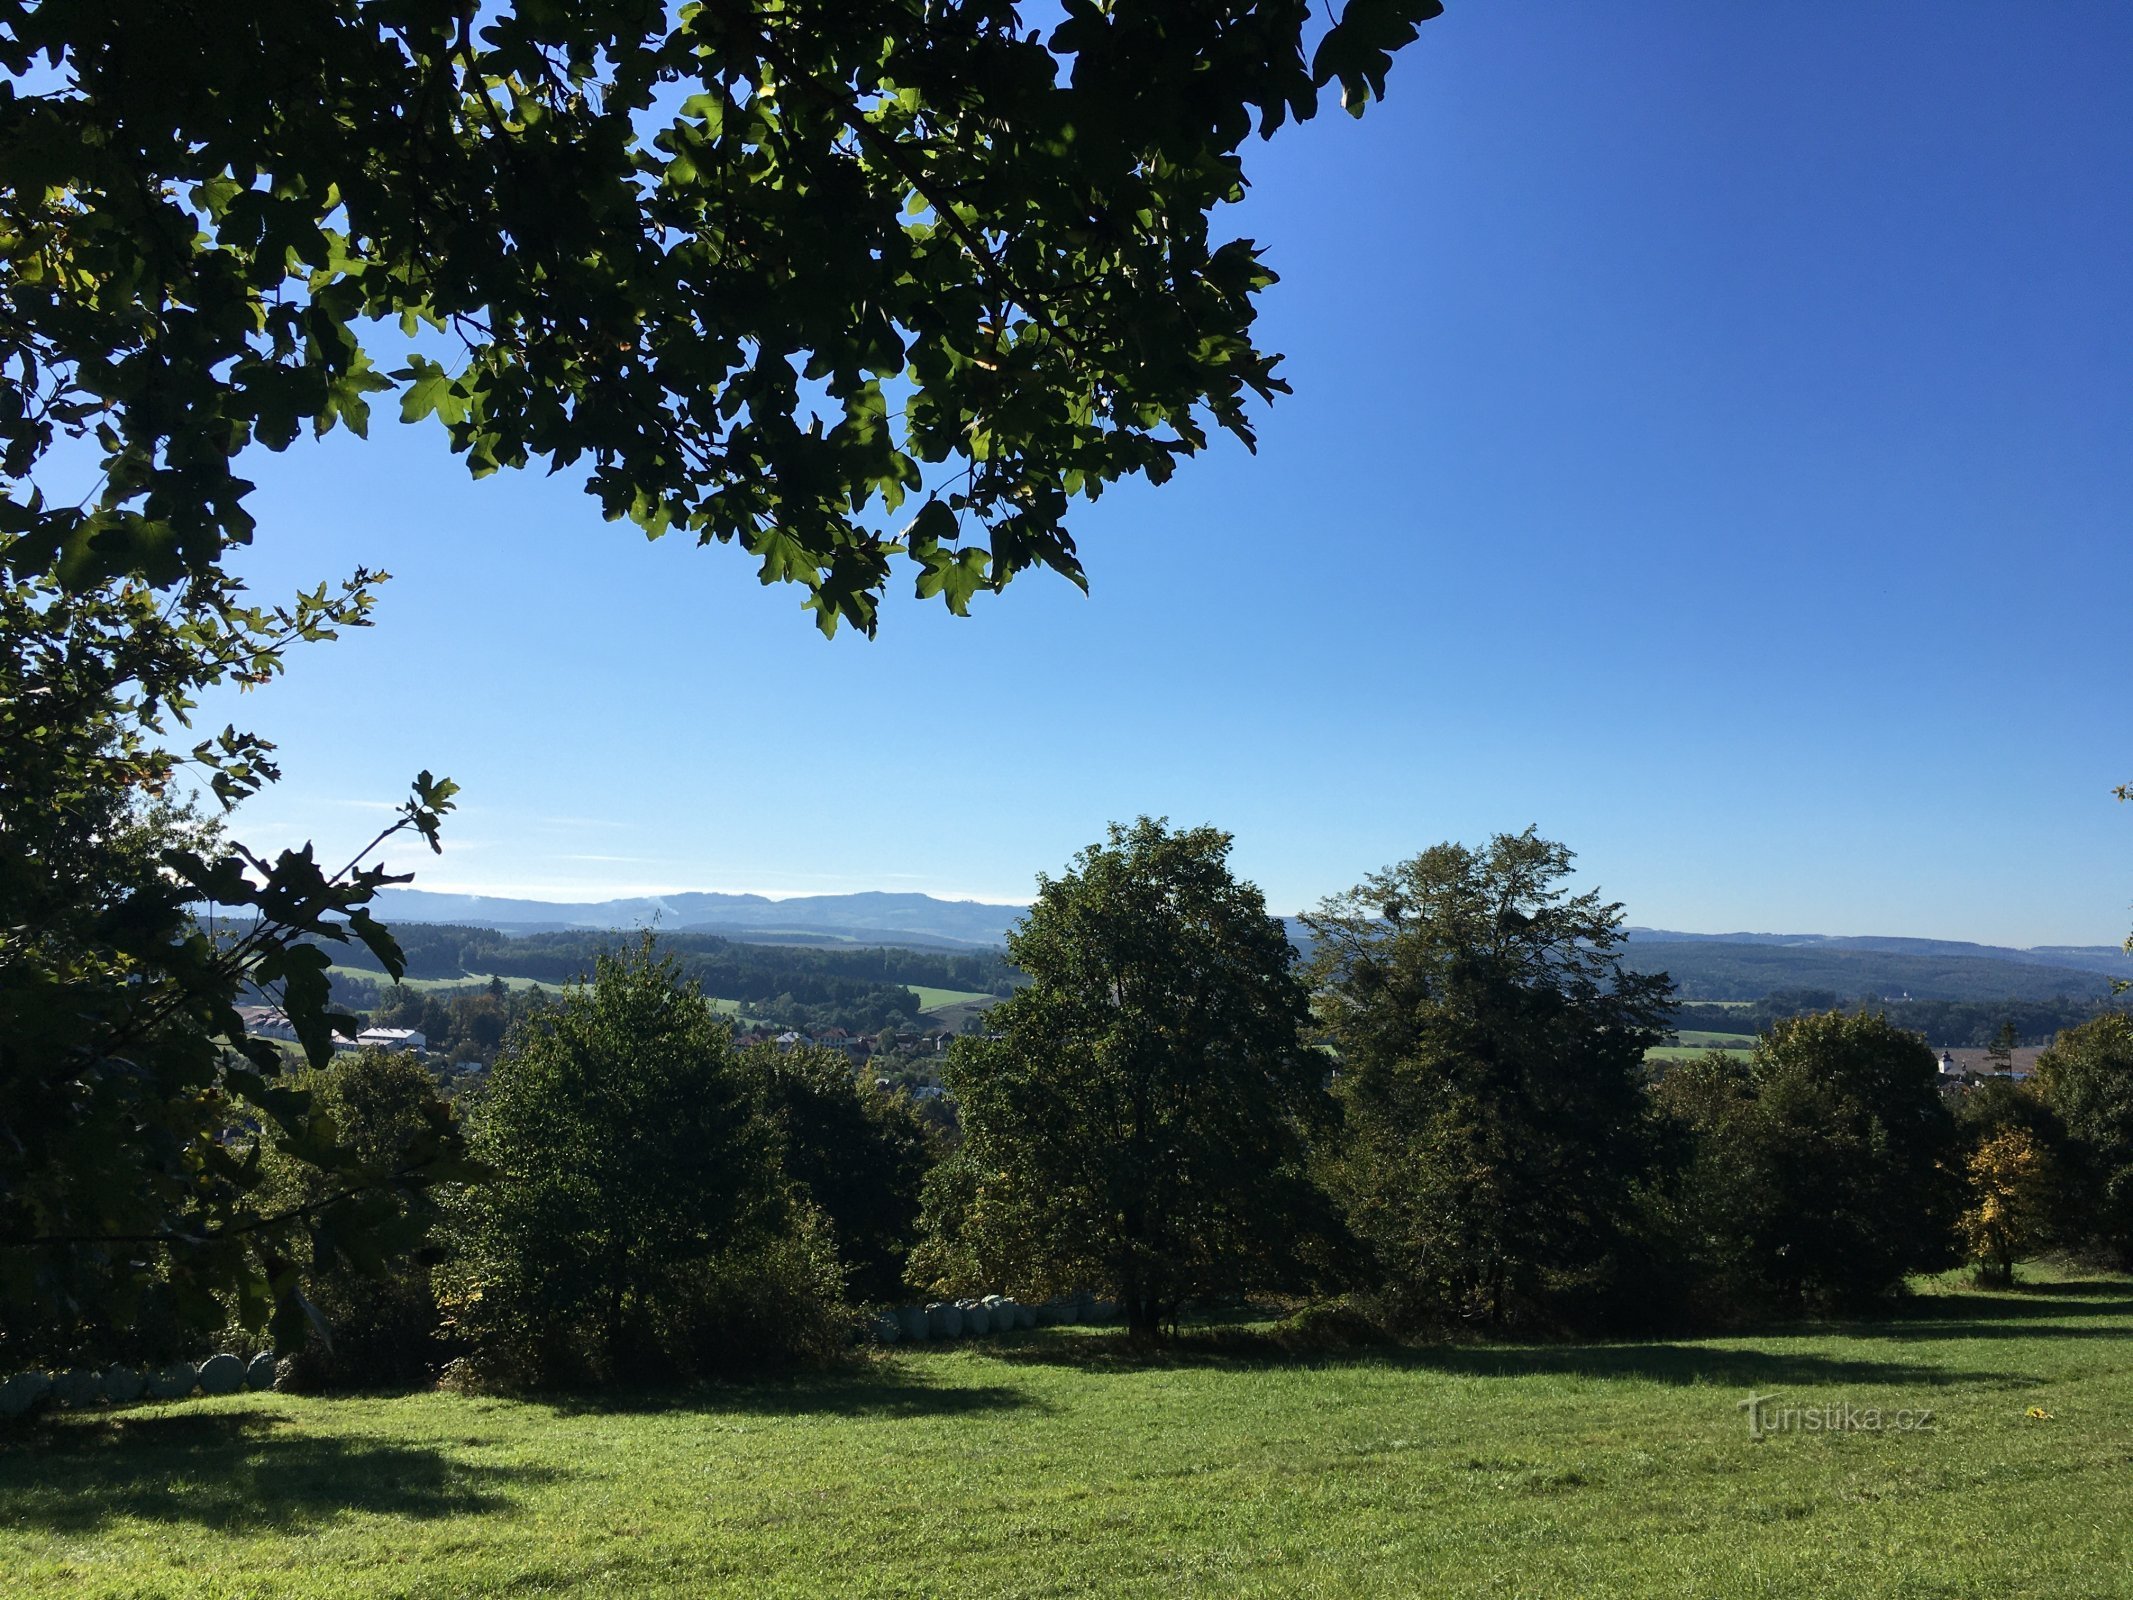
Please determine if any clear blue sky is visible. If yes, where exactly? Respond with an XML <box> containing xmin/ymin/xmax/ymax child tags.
<box><xmin>195</xmin><ymin>1</ymin><xmax>2132</xmax><ymax>945</ymax></box>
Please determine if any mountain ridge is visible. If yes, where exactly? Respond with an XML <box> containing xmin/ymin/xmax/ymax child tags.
<box><xmin>363</xmin><ymin>890</ymin><xmax>2127</xmax><ymax>995</ymax></box>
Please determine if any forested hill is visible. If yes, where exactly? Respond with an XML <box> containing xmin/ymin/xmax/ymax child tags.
<box><xmin>1617</xmin><ymin>930</ymin><xmax>2126</xmax><ymax>1002</ymax></box>
<box><xmin>317</xmin><ymin>924</ymin><xmax>1021</xmax><ymax>1035</ymax></box>
<box><xmin>365</xmin><ymin>888</ymin><xmax>1022</xmax><ymax>949</ymax></box>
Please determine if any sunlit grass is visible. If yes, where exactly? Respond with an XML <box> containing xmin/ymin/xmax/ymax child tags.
<box><xmin>5</xmin><ymin>1270</ymin><xmax>2130</xmax><ymax>1598</ymax></box>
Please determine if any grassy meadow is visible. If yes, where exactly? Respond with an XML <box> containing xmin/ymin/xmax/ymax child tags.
<box><xmin>324</xmin><ymin>967</ymin><xmax>552</xmax><ymax>996</ymax></box>
<box><xmin>1646</xmin><ymin>1029</ymin><xmax>1758</xmax><ymax>1065</ymax></box>
<box><xmin>908</xmin><ymin>984</ymin><xmax>994</xmax><ymax>1013</ymax></box>
<box><xmin>5</xmin><ymin>1271</ymin><xmax>2130</xmax><ymax>1598</ymax></box>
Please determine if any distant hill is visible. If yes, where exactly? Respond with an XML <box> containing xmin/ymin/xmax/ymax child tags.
<box><xmin>1617</xmin><ymin>929</ymin><xmax>2127</xmax><ymax>1002</ymax></box>
<box><xmin>361</xmin><ymin>892</ymin><xmax>2126</xmax><ymax>1000</ymax></box>
<box><xmin>367</xmin><ymin>888</ymin><xmax>1025</xmax><ymax>950</ymax></box>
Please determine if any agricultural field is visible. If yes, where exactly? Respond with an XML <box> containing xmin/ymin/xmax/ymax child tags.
<box><xmin>1647</xmin><ymin>1029</ymin><xmax>1757</xmax><ymax>1065</ymax></box>
<box><xmin>324</xmin><ymin>967</ymin><xmax>552</xmax><ymax>996</ymax></box>
<box><xmin>907</xmin><ymin>985</ymin><xmax>994</xmax><ymax>1013</ymax></box>
<box><xmin>5</xmin><ymin>1271</ymin><xmax>2130</xmax><ymax>1598</ymax></box>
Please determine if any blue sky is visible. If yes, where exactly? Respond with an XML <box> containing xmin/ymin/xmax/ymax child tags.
<box><xmin>194</xmin><ymin>1</ymin><xmax>2131</xmax><ymax>945</ymax></box>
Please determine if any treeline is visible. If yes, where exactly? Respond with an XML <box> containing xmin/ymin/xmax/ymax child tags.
<box><xmin>263</xmin><ymin>948</ymin><xmax>940</xmax><ymax>1391</ymax></box>
<box><xmin>1621</xmin><ymin>940</ymin><xmax>2115</xmax><ymax>1003</ymax></box>
<box><xmin>1673</xmin><ymin>991</ymin><xmax>2123</xmax><ymax>1046</ymax></box>
<box><xmin>20</xmin><ymin>823</ymin><xmax>2133</xmax><ymax>1390</ymax></box>
<box><xmin>316</xmin><ymin>924</ymin><xmax>1021</xmax><ymax>1036</ymax></box>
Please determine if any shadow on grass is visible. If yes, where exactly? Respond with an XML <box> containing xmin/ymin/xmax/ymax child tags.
<box><xmin>0</xmin><ymin>1408</ymin><xmax>560</xmax><ymax>1534</ymax></box>
<box><xmin>536</xmin><ymin>1365</ymin><xmax>1045</xmax><ymax>1422</ymax></box>
<box><xmin>1850</xmin><ymin>1282</ymin><xmax>2133</xmax><ymax>1341</ymax></box>
<box><xmin>983</xmin><ymin>1326</ymin><xmax>2022</xmax><ymax>1391</ymax></box>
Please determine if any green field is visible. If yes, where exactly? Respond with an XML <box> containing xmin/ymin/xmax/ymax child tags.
<box><xmin>907</xmin><ymin>984</ymin><xmax>993</xmax><ymax>1013</ymax></box>
<box><xmin>326</xmin><ymin>967</ymin><xmax>554</xmax><ymax>996</ymax></box>
<box><xmin>6</xmin><ymin>1271</ymin><xmax>2130</xmax><ymax>1597</ymax></box>
<box><xmin>1672</xmin><ymin>1030</ymin><xmax>1759</xmax><ymax>1049</ymax></box>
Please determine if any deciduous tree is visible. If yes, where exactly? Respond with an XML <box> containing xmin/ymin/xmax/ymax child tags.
<box><xmin>3</xmin><ymin>0</ymin><xmax>1440</xmax><ymax>631</ymax></box>
<box><xmin>2032</xmin><ymin>1013</ymin><xmax>2133</xmax><ymax>1267</ymax></box>
<box><xmin>917</xmin><ymin>818</ymin><xmax>1331</xmax><ymax>1339</ymax></box>
<box><xmin>444</xmin><ymin>939</ymin><xmax>838</xmax><ymax>1384</ymax></box>
<box><xmin>1306</xmin><ymin>830</ymin><xmax>1673</xmax><ymax>1331</ymax></box>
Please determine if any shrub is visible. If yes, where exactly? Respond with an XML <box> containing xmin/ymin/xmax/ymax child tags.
<box><xmin>255</xmin><ymin>1050</ymin><xmax>461</xmax><ymax>1392</ymax></box>
<box><xmin>741</xmin><ymin>1044</ymin><xmax>938</xmax><ymax>1305</ymax></box>
<box><xmin>442</xmin><ymin>939</ymin><xmax>842</xmax><ymax>1387</ymax></box>
<box><xmin>2031</xmin><ymin>1014</ymin><xmax>2133</xmax><ymax>1267</ymax></box>
<box><xmin>1655</xmin><ymin>1011</ymin><xmax>1960</xmax><ymax>1316</ymax></box>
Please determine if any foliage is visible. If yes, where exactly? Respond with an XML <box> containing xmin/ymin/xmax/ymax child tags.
<box><xmin>442</xmin><ymin>939</ymin><xmax>838</xmax><ymax>1386</ymax></box>
<box><xmin>1957</xmin><ymin>1129</ymin><xmax>2057</xmax><ymax>1287</ymax></box>
<box><xmin>2031</xmin><ymin>1013</ymin><xmax>2133</xmax><ymax>1267</ymax></box>
<box><xmin>327</xmin><ymin>923</ymin><xmax>1022</xmax><ymax>1035</ymax></box>
<box><xmin>2</xmin><ymin>0</ymin><xmax>1439</xmax><ymax>635</ymax></box>
<box><xmin>1655</xmin><ymin>1010</ymin><xmax>1960</xmax><ymax>1315</ymax></box>
<box><xmin>740</xmin><ymin>1042</ymin><xmax>940</xmax><ymax>1304</ymax></box>
<box><xmin>259</xmin><ymin>1051</ymin><xmax>462</xmax><ymax>1392</ymax></box>
<box><xmin>0</xmin><ymin>557</ymin><xmax>466</xmax><ymax>1366</ymax></box>
<box><xmin>1673</xmin><ymin>993</ymin><xmax>2127</xmax><ymax>1048</ymax></box>
<box><xmin>1305</xmin><ymin>830</ymin><xmax>1674</xmax><ymax>1332</ymax></box>
<box><xmin>917</xmin><ymin>818</ymin><xmax>1332</xmax><ymax>1338</ymax></box>
<box><xmin>369</xmin><ymin>979</ymin><xmax>552</xmax><ymax>1068</ymax></box>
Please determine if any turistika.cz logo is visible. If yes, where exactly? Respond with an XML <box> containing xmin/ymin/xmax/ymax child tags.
<box><xmin>1737</xmin><ymin>1394</ymin><xmax>1937</xmax><ymax>1440</ymax></box>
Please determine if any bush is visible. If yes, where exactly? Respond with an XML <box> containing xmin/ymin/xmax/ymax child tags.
<box><xmin>254</xmin><ymin>1051</ymin><xmax>460</xmax><ymax>1392</ymax></box>
<box><xmin>741</xmin><ymin>1044</ymin><xmax>938</xmax><ymax>1305</ymax></box>
<box><xmin>1654</xmin><ymin>1011</ymin><xmax>1960</xmax><ymax>1316</ymax></box>
<box><xmin>2031</xmin><ymin>1014</ymin><xmax>2133</xmax><ymax>1267</ymax></box>
<box><xmin>441</xmin><ymin>940</ymin><xmax>844</xmax><ymax>1387</ymax></box>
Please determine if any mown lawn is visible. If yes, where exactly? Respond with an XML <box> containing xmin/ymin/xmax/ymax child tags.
<box><xmin>5</xmin><ymin>1273</ymin><xmax>2131</xmax><ymax>1598</ymax></box>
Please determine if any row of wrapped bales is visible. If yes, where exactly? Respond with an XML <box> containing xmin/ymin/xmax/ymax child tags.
<box><xmin>0</xmin><ymin>1352</ymin><xmax>277</xmax><ymax>1418</ymax></box>
<box><xmin>869</xmin><ymin>1290</ymin><xmax>1120</xmax><ymax>1343</ymax></box>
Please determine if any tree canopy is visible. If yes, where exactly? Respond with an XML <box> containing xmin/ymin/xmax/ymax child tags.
<box><xmin>0</xmin><ymin>0</ymin><xmax>1438</xmax><ymax>1364</ymax></box>
<box><xmin>2</xmin><ymin>0</ymin><xmax>1440</xmax><ymax>633</ymax></box>
<box><xmin>918</xmin><ymin>817</ymin><xmax>1331</xmax><ymax>1339</ymax></box>
<box><xmin>1305</xmin><ymin>830</ymin><xmax>1674</xmax><ymax>1330</ymax></box>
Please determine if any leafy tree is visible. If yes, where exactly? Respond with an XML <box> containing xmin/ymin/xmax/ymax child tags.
<box><xmin>3</xmin><ymin>0</ymin><xmax>1440</xmax><ymax>633</ymax></box>
<box><xmin>2032</xmin><ymin>1013</ymin><xmax>2133</xmax><ymax>1267</ymax></box>
<box><xmin>259</xmin><ymin>1050</ymin><xmax>463</xmax><ymax>1391</ymax></box>
<box><xmin>1306</xmin><ymin>830</ymin><xmax>1674</xmax><ymax>1332</ymax></box>
<box><xmin>741</xmin><ymin>1043</ymin><xmax>938</xmax><ymax>1304</ymax></box>
<box><xmin>2</xmin><ymin>0</ymin><xmax>1439</xmax><ymax>1357</ymax></box>
<box><xmin>1658</xmin><ymin>1010</ymin><xmax>1959</xmax><ymax>1314</ymax></box>
<box><xmin>1957</xmin><ymin>1129</ymin><xmax>2057</xmax><ymax>1287</ymax></box>
<box><xmin>444</xmin><ymin>939</ymin><xmax>837</xmax><ymax>1385</ymax></box>
<box><xmin>916</xmin><ymin>818</ymin><xmax>1330</xmax><ymax>1339</ymax></box>
<box><xmin>0</xmin><ymin>563</ymin><xmax>465</xmax><ymax>1365</ymax></box>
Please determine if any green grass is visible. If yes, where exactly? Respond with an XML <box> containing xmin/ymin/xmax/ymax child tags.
<box><xmin>1672</xmin><ymin>1029</ymin><xmax>1758</xmax><ymax>1049</ymax></box>
<box><xmin>1646</xmin><ymin>1044</ymin><xmax>1754</xmax><ymax>1063</ymax></box>
<box><xmin>326</xmin><ymin>967</ymin><xmax>554</xmax><ymax>995</ymax></box>
<box><xmin>7</xmin><ymin>1272</ymin><xmax>2131</xmax><ymax>1598</ymax></box>
<box><xmin>907</xmin><ymin>984</ymin><xmax>993</xmax><ymax>1013</ymax></box>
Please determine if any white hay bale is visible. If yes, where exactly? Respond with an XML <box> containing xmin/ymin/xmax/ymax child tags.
<box><xmin>198</xmin><ymin>1353</ymin><xmax>246</xmax><ymax>1396</ymax></box>
<box><xmin>0</xmin><ymin>1372</ymin><xmax>51</xmax><ymax>1418</ymax></box>
<box><xmin>896</xmin><ymin>1305</ymin><xmax>929</xmax><ymax>1342</ymax></box>
<box><xmin>245</xmin><ymin>1353</ymin><xmax>277</xmax><ymax>1391</ymax></box>
<box><xmin>146</xmin><ymin>1362</ymin><xmax>197</xmax><ymax>1401</ymax></box>
<box><xmin>101</xmin><ymin>1366</ymin><xmax>145</xmax><ymax>1404</ymax></box>
<box><xmin>961</xmin><ymin>1301</ymin><xmax>992</xmax><ymax>1336</ymax></box>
